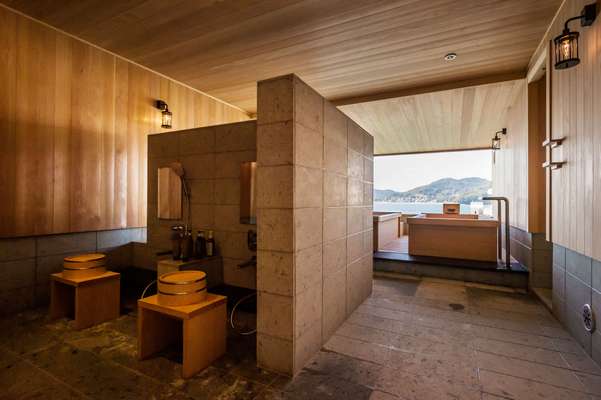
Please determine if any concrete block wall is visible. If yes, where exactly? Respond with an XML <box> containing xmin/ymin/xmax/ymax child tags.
<box><xmin>147</xmin><ymin>121</ymin><xmax>257</xmax><ymax>288</ymax></box>
<box><xmin>509</xmin><ymin>226</ymin><xmax>553</xmax><ymax>289</ymax></box>
<box><xmin>0</xmin><ymin>227</ymin><xmax>145</xmax><ymax>317</ymax></box>
<box><xmin>256</xmin><ymin>74</ymin><xmax>373</xmax><ymax>375</ymax></box>
<box><xmin>553</xmin><ymin>244</ymin><xmax>601</xmax><ymax>363</ymax></box>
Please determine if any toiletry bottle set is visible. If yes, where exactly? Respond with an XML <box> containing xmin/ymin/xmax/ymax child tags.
<box><xmin>171</xmin><ymin>226</ymin><xmax>217</xmax><ymax>260</ymax></box>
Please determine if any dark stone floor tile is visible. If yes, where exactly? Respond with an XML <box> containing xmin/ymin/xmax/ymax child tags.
<box><xmin>0</xmin><ymin>318</ymin><xmax>63</xmax><ymax>355</ymax></box>
<box><xmin>101</xmin><ymin>335</ymin><xmax>183</xmax><ymax>385</ymax></box>
<box><xmin>282</xmin><ymin>369</ymin><xmax>372</xmax><ymax>400</ymax></box>
<box><xmin>253</xmin><ymin>388</ymin><xmax>286</xmax><ymax>400</ymax></box>
<box><xmin>269</xmin><ymin>374</ymin><xmax>293</xmax><ymax>390</ymax></box>
<box><xmin>227</xmin><ymin>356</ymin><xmax>280</xmax><ymax>385</ymax></box>
<box><xmin>26</xmin><ymin>343</ymin><xmax>171</xmax><ymax>400</ymax></box>
<box><xmin>182</xmin><ymin>366</ymin><xmax>268</xmax><ymax>400</ymax></box>
<box><xmin>64</xmin><ymin>325</ymin><xmax>132</xmax><ymax>354</ymax></box>
<box><xmin>0</xmin><ymin>347</ymin><xmax>19</xmax><ymax>368</ymax></box>
<box><xmin>100</xmin><ymin>314</ymin><xmax>137</xmax><ymax>337</ymax></box>
<box><xmin>0</xmin><ymin>359</ymin><xmax>85</xmax><ymax>399</ymax></box>
<box><xmin>26</xmin><ymin>343</ymin><xmax>101</xmax><ymax>374</ymax></box>
<box><xmin>304</xmin><ymin>350</ymin><xmax>382</xmax><ymax>388</ymax></box>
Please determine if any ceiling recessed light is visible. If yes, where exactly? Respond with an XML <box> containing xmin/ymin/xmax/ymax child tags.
<box><xmin>444</xmin><ymin>52</ymin><xmax>457</xmax><ymax>61</ymax></box>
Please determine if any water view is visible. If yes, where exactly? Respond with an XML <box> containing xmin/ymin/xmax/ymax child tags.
<box><xmin>374</xmin><ymin>201</ymin><xmax>493</xmax><ymax>216</ymax></box>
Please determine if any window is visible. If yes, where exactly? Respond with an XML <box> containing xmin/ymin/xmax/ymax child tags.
<box><xmin>374</xmin><ymin>150</ymin><xmax>492</xmax><ymax>215</ymax></box>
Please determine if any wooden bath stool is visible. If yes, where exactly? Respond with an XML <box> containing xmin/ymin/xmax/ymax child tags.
<box><xmin>50</xmin><ymin>271</ymin><xmax>120</xmax><ymax>330</ymax></box>
<box><xmin>137</xmin><ymin>293</ymin><xmax>227</xmax><ymax>378</ymax></box>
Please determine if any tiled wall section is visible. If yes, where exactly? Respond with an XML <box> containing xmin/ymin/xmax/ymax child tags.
<box><xmin>552</xmin><ymin>244</ymin><xmax>601</xmax><ymax>364</ymax></box>
<box><xmin>509</xmin><ymin>226</ymin><xmax>552</xmax><ymax>289</ymax></box>
<box><xmin>256</xmin><ymin>74</ymin><xmax>373</xmax><ymax>375</ymax></box>
<box><xmin>147</xmin><ymin>121</ymin><xmax>257</xmax><ymax>289</ymax></box>
<box><xmin>0</xmin><ymin>227</ymin><xmax>145</xmax><ymax>316</ymax></box>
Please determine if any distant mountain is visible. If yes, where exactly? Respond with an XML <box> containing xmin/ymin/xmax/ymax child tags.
<box><xmin>374</xmin><ymin>177</ymin><xmax>491</xmax><ymax>204</ymax></box>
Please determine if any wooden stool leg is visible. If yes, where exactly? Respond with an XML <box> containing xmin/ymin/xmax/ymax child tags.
<box><xmin>74</xmin><ymin>278</ymin><xmax>120</xmax><ymax>329</ymax></box>
<box><xmin>50</xmin><ymin>280</ymin><xmax>73</xmax><ymax>319</ymax></box>
<box><xmin>138</xmin><ymin>307</ymin><xmax>180</xmax><ymax>360</ymax></box>
<box><xmin>182</xmin><ymin>303</ymin><xmax>226</xmax><ymax>378</ymax></box>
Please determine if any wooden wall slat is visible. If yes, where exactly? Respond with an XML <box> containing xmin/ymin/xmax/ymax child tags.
<box><xmin>0</xmin><ymin>8</ymin><xmax>17</xmax><ymax>235</ymax></box>
<box><xmin>527</xmin><ymin>78</ymin><xmax>546</xmax><ymax>233</ymax></box>
<box><xmin>14</xmin><ymin>16</ymin><xmax>56</xmax><ymax>235</ymax></box>
<box><xmin>53</xmin><ymin>33</ymin><xmax>73</xmax><ymax>233</ymax></box>
<box><xmin>529</xmin><ymin>0</ymin><xmax>601</xmax><ymax>259</ymax></box>
<box><xmin>0</xmin><ymin>0</ymin><xmax>561</xmax><ymax>113</ymax></box>
<box><xmin>492</xmin><ymin>80</ymin><xmax>529</xmax><ymax>231</ymax></box>
<box><xmin>0</xmin><ymin>6</ymin><xmax>249</xmax><ymax>238</ymax></box>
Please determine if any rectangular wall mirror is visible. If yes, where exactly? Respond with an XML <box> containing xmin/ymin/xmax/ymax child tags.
<box><xmin>240</xmin><ymin>161</ymin><xmax>256</xmax><ymax>224</ymax></box>
<box><xmin>157</xmin><ymin>167</ymin><xmax>182</xmax><ymax>220</ymax></box>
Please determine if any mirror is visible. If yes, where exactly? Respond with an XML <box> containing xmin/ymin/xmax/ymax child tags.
<box><xmin>240</xmin><ymin>161</ymin><xmax>257</xmax><ymax>224</ymax></box>
<box><xmin>157</xmin><ymin>166</ymin><xmax>182</xmax><ymax>219</ymax></box>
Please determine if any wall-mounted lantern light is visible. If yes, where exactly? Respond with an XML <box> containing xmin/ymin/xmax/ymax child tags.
<box><xmin>491</xmin><ymin>128</ymin><xmax>507</xmax><ymax>150</ymax></box>
<box><xmin>554</xmin><ymin>3</ymin><xmax>597</xmax><ymax>70</ymax></box>
<box><xmin>155</xmin><ymin>100</ymin><xmax>172</xmax><ymax>129</ymax></box>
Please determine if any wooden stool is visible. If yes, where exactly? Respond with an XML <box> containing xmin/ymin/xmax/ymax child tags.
<box><xmin>137</xmin><ymin>293</ymin><xmax>227</xmax><ymax>378</ymax></box>
<box><xmin>50</xmin><ymin>271</ymin><xmax>120</xmax><ymax>330</ymax></box>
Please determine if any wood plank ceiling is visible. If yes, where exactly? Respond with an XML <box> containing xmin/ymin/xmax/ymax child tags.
<box><xmin>2</xmin><ymin>0</ymin><xmax>561</xmax><ymax>114</ymax></box>
<box><xmin>340</xmin><ymin>79</ymin><xmax>525</xmax><ymax>155</ymax></box>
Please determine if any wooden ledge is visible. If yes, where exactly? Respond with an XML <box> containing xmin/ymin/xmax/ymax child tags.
<box><xmin>51</xmin><ymin>271</ymin><xmax>120</xmax><ymax>287</ymax></box>
<box><xmin>138</xmin><ymin>293</ymin><xmax>227</xmax><ymax>320</ymax></box>
<box><xmin>407</xmin><ymin>216</ymin><xmax>498</xmax><ymax>228</ymax></box>
<box><xmin>373</xmin><ymin>212</ymin><xmax>402</xmax><ymax>222</ymax></box>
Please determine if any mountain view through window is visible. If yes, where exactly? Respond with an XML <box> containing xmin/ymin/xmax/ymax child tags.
<box><xmin>374</xmin><ymin>150</ymin><xmax>493</xmax><ymax>215</ymax></box>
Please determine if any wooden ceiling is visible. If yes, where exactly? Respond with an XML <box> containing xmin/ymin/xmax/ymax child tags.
<box><xmin>1</xmin><ymin>0</ymin><xmax>560</xmax><ymax>113</ymax></box>
<box><xmin>339</xmin><ymin>79</ymin><xmax>525</xmax><ymax>155</ymax></box>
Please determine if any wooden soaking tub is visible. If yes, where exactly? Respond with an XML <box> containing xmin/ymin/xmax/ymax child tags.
<box><xmin>407</xmin><ymin>214</ymin><xmax>498</xmax><ymax>262</ymax></box>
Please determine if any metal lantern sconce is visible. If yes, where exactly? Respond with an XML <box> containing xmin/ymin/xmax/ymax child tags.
<box><xmin>155</xmin><ymin>100</ymin><xmax>172</xmax><ymax>129</ymax></box>
<box><xmin>554</xmin><ymin>3</ymin><xmax>597</xmax><ymax>70</ymax></box>
<box><xmin>491</xmin><ymin>128</ymin><xmax>506</xmax><ymax>151</ymax></box>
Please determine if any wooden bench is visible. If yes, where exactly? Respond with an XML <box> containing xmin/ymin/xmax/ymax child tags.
<box><xmin>137</xmin><ymin>293</ymin><xmax>227</xmax><ymax>378</ymax></box>
<box><xmin>50</xmin><ymin>271</ymin><xmax>120</xmax><ymax>330</ymax></box>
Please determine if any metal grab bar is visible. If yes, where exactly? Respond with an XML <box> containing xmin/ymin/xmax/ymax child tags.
<box><xmin>482</xmin><ymin>196</ymin><xmax>510</xmax><ymax>270</ymax></box>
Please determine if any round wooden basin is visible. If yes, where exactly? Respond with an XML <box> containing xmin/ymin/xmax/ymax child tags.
<box><xmin>63</xmin><ymin>253</ymin><xmax>107</xmax><ymax>279</ymax></box>
<box><xmin>158</xmin><ymin>270</ymin><xmax>207</xmax><ymax>306</ymax></box>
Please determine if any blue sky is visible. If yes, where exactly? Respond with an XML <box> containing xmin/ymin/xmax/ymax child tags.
<box><xmin>374</xmin><ymin>149</ymin><xmax>492</xmax><ymax>192</ymax></box>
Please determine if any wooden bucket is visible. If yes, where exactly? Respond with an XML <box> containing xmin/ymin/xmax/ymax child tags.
<box><xmin>63</xmin><ymin>253</ymin><xmax>107</xmax><ymax>279</ymax></box>
<box><xmin>158</xmin><ymin>271</ymin><xmax>207</xmax><ymax>306</ymax></box>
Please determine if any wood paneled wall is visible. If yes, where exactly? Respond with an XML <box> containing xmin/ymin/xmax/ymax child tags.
<box><xmin>492</xmin><ymin>80</ymin><xmax>529</xmax><ymax>231</ymax></box>
<box><xmin>527</xmin><ymin>78</ymin><xmax>547</xmax><ymax>234</ymax></box>
<box><xmin>0</xmin><ymin>6</ymin><xmax>249</xmax><ymax>238</ymax></box>
<box><xmin>527</xmin><ymin>0</ymin><xmax>601</xmax><ymax>260</ymax></box>
<box><xmin>492</xmin><ymin>77</ymin><xmax>547</xmax><ymax>234</ymax></box>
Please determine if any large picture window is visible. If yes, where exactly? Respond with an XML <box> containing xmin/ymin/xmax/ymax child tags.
<box><xmin>374</xmin><ymin>150</ymin><xmax>493</xmax><ymax>216</ymax></box>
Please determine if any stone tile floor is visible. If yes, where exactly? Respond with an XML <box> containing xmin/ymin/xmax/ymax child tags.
<box><xmin>1</xmin><ymin>275</ymin><xmax>600</xmax><ymax>399</ymax></box>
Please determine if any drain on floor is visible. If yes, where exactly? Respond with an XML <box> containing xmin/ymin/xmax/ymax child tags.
<box><xmin>448</xmin><ymin>303</ymin><xmax>465</xmax><ymax>311</ymax></box>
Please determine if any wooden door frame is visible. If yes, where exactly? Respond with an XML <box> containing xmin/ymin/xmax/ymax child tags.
<box><xmin>526</xmin><ymin>43</ymin><xmax>552</xmax><ymax>241</ymax></box>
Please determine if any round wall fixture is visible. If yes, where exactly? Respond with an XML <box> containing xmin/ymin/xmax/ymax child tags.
<box><xmin>583</xmin><ymin>304</ymin><xmax>595</xmax><ymax>332</ymax></box>
<box><xmin>444</xmin><ymin>52</ymin><xmax>457</xmax><ymax>61</ymax></box>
